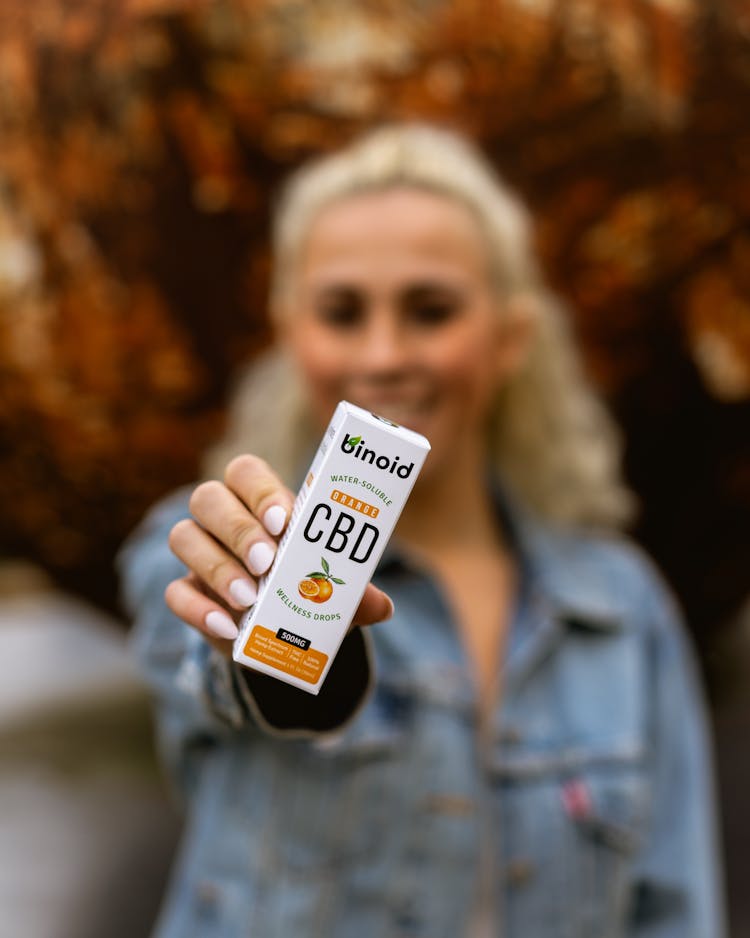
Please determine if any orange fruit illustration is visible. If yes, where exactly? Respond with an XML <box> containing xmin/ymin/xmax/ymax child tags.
<box><xmin>309</xmin><ymin>577</ymin><xmax>333</xmax><ymax>604</ymax></box>
<box><xmin>298</xmin><ymin>557</ymin><xmax>345</xmax><ymax>604</ymax></box>
<box><xmin>298</xmin><ymin>578</ymin><xmax>320</xmax><ymax>600</ymax></box>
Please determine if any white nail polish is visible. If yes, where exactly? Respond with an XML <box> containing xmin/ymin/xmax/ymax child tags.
<box><xmin>205</xmin><ymin>610</ymin><xmax>239</xmax><ymax>640</ymax></box>
<box><xmin>229</xmin><ymin>578</ymin><xmax>257</xmax><ymax>608</ymax></box>
<box><xmin>263</xmin><ymin>504</ymin><xmax>287</xmax><ymax>536</ymax></box>
<box><xmin>248</xmin><ymin>541</ymin><xmax>275</xmax><ymax>576</ymax></box>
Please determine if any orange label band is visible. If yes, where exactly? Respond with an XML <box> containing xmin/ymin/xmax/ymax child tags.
<box><xmin>243</xmin><ymin>626</ymin><xmax>328</xmax><ymax>684</ymax></box>
<box><xmin>330</xmin><ymin>489</ymin><xmax>380</xmax><ymax>518</ymax></box>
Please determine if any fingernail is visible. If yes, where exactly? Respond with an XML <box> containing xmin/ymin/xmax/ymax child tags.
<box><xmin>382</xmin><ymin>595</ymin><xmax>395</xmax><ymax>621</ymax></box>
<box><xmin>205</xmin><ymin>610</ymin><xmax>239</xmax><ymax>640</ymax></box>
<box><xmin>263</xmin><ymin>504</ymin><xmax>287</xmax><ymax>536</ymax></box>
<box><xmin>229</xmin><ymin>578</ymin><xmax>257</xmax><ymax>608</ymax></box>
<box><xmin>247</xmin><ymin>541</ymin><xmax>275</xmax><ymax>576</ymax></box>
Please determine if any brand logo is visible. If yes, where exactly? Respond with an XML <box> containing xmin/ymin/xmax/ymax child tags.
<box><xmin>341</xmin><ymin>434</ymin><xmax>413</xmax><ymax>478</ymax></box>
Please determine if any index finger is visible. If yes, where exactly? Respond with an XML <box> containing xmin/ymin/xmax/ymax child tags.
<box><xmin>224</xmin><ymin>454</ymin><xmax>295</xmax><ymax>536</ymax></box>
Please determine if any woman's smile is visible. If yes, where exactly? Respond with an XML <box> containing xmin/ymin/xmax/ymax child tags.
<box><xmin>281</xmin><ymin>187</ymin><xmax>529</xmax><ymax>476</ymax></box>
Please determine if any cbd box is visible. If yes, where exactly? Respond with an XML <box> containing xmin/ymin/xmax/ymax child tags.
<box><xmin>233</xmin><ymin>401</ymin><xmax>430</xmax><ymax>694</ymax></box>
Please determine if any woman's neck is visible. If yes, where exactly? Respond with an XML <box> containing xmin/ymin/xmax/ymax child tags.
<box><xmin>395</xmin><ymin>445</ymin><xmax>504</xmax><ymax>554</ymax></box>
<box><xmin>394</xmin><ymin>440</ymin><xmax>517</xmax><ymax>713</ymax></box>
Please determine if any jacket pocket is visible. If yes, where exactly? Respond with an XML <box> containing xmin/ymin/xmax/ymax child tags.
<box><xmin>564</xmin><ymin>767</ymin><xmax>646</xmax><ymax>852</ymax></box>
<box><xmin>272</xmin><ymin>686</ymin><xmax>412</xmax><ymax>872</ymax></box>
<box><xmin>496</xmin><ymin>752</ymin><xmax>648</xmax><ymax>938</ymax></box>
<box><xmin>565</xmin><ymin>763</ymin><xmax>649</xmax><ymax>938</ymax></box>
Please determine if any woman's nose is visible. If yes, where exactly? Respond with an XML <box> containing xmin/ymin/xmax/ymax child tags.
<box><xmin>358</xmin><ymin>312</ymin><xmax>411</xmax><ymax>374</ymax></box>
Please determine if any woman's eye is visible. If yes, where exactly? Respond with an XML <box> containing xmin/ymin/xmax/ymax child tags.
<box><xmin>316</xmin><ymin>300</ymin><xmax>363</xmax><ymax>328</ymax></box>
<box><xmin>409</xmin><ymin>300</ymin><xmax>460</xmax><ymax>325</ymax></box>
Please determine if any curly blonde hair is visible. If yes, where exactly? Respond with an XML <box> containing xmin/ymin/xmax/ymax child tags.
<box><xmin>204</xmin><ymin>123</ymin><xmax>635</xmax><ymax>527</ymax></box>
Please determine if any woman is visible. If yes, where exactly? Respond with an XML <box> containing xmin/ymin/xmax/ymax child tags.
<box><xmin>119</xmin><ymin>123</ymin><xmax>725</xmax><ymax>937</ymax></box>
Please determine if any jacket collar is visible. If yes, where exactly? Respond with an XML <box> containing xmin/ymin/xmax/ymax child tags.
<box><xmin>499</xmin><ymin>484</ymin><xmax>625</xmax><ymax>633</ymax></box>
<box><xmin>377</xmin><ymin>476</ymin><xmax>626</xmax><ymax>633</ymax></box>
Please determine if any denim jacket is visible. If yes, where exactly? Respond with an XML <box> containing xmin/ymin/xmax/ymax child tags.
<box><xmin>119</xmin><ymin>485</ymin><xmax>726</xmax><ymax>938</ymax></box>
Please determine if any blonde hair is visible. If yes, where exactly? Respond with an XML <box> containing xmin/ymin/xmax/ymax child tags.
<box><xmin>204</xmin><ymin>123</ymin><xmax>635</xmax><ymax>527</ymax></box>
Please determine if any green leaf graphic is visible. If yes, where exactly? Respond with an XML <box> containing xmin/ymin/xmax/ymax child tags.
<box><xmin>306</xmin><ymin>571</ymin><xmax>326</xmax><ymax>579</ymax></box>
<box><xmin>331</xmin><ymin>577</ymin><xmax>345</xmax><ymax>585</ymax></box>
<box><xmin>321</xmin><ymin>557</ymin><xmax>330</xmax><ymax>575</ymax></box>
<box><xmin>349</xmin><ymin>436</ymin><xmax>361</xmax><ymax>446</ymax></box>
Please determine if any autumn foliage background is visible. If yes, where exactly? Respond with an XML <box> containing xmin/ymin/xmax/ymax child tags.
<box><xmin>1</xmin><ymin>0</ymin><xmax>750</xmax><ymax>925</ymax></box>
<box><xmin>2</xmin><ymin>0</ymin><xmax>748</xmax><ymax>649</ymax></box>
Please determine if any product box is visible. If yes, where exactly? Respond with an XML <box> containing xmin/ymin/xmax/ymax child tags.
<box><xmin>232</xmin><ymin>401</ymin><xmax>430</xmax><ymax>694</ymax></box>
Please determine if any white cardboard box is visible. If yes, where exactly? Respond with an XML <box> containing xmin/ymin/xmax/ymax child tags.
<box><xmin>233</xmin><ymin>401</ymin><xmax>430</xmax><ymax>694</ymax></box>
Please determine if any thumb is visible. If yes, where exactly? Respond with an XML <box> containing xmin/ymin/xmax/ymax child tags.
<box><xmin>351</xmin><ymin>584</ymin><xmax>394</xmax><ymax>629</ymax></box>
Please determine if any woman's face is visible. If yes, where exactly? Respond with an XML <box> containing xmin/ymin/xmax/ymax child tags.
<box><xmin>280</xmin><ymin>187</ymin><xmax>531</xmax><ymax>476</ymax></box>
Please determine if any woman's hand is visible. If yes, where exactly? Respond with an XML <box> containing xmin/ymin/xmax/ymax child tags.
<box><xmin>164</xmin><ymin>455</ymin><xmax>394</xmax><ymax>656</ymax></box>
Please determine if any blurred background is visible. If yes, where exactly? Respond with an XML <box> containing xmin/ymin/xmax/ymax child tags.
<box><xmin>0</xmin><ymin>0</ymin><xmax>748</xmax><ymax>935</ymax></box>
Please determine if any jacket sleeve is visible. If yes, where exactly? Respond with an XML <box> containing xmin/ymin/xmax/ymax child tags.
<box><xmin>117</xmin><ymin>489</ymin><xmax>373</xmax><ymax>791</ymax></box>
<box><xmin>628</xmin><ymin>572</ymin><xmax>727</xmax><ymax>938</ymax></box>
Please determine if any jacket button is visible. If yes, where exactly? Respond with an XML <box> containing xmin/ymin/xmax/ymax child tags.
<box><xmin>194</xmin><ymin>880</ymin><xmax>221</xmax><ymax>910</ymax></box>
<box><xmin>500</xmin><ymin>726</ymin><xmax>523</xmax><ymax>744</ymax></box>
<box><xmin>423</xmin><ymin>793</ymin><xmax>476</xmax><ymax>816</ymax></box>
<box><xmin>506</xmin><ymin>858</ymin><xmax>535</xmax><ymax>886</ymax></box>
